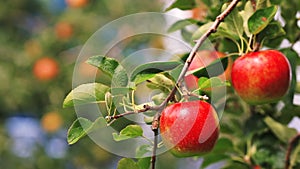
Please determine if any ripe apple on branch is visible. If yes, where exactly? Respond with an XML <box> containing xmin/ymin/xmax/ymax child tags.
<box><xmin>63</xmin><ymin>0</ymin><xmax>300</xmax><ymax>169</ymax></box>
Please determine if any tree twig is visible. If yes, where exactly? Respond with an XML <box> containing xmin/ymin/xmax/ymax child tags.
<box><xmin>285</xmin><ymin>133</ymin><xmax>300</xmax><ymax>169</ymax></box>
<box><xmin>150</xmin><ymin>0</ymin><xmax>241</xmax><ymax>168</ymax></box>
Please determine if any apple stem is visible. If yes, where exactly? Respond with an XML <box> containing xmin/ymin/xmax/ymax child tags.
<box><xmin>285</xmin><ymin>133</ymin><xmax>300</xmax><ymax>169</ymax></box>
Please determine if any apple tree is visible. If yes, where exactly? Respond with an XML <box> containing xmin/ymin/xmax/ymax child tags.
<box><xmin>63</xmin><ymin>0</ymin><xmax>300</xmax><ymax>168</ymax></box>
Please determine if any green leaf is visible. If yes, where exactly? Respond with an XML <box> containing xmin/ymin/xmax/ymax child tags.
<box><xmin>239</xmin><ymin>1</ymin><xmax>255</xmax><ymax>37</ymax></box>
<box><xmin>248</xmin><ymin>5</ymin><xmax>278</xmax><ymax>35</ymax></box>
<box><xmin>258</xmin><ymin>22</ymin><xmax>285</xmax><ymax>41</ymax></box>
<box><xmin>112</xmin><ymin>125</ymin><xmax>143</xmax><ymax>141</ymax></box>
<box><xmin>146</xmin><ymin>74</ymin><xmax>174</xmax><ymax>93</ymax></box>
<box><xmin>198</xmin><ymin>77</ymin><xmax>229</xmax><ymax>91</ymax></box>
<box><xmin>192</xmin><ymin>21</ymin><xmax>240</xmax><ymax>41</ymax></box>
<box><xmin>290</xmin><ymin>141</ymin><xmax>300</xmax><ymax>168</ymax></box>
<box><xmin>111</xmin><ymin>65</ymin><xmax>129</xmax><ymax>87</ymax></box>
<box><xmin>130</xmin><ymin>61</ymin><xmax>181</xmax><ymax>84</ymax></box>
<box><xmin>211</xmin><ymin>137</ymin><xmax>234</xmax><ymax>153</ymax></box>
<box><xmin>67</xmin><ymin>117</ymin><xmax>107</xmax><ymax>145</ymax></box>
<box><xmin>168</xmin><ymin>18</ymin><xmax>201</xmax><ymax>33</ymax></box>
<box><xmin>165</xmin><ymin>0</ymin><xmax>196</xmax><ymax>11</ymax></box>
<box><xmin>181</xmin><ymin>28</ymin><xmax>193</xmax><ymax>42</ymax></box>
<box><xmin>136</xmin><ymin>144</ymin><xmax>153</xmax><ymax>158</ymax></box>
<box><xmin>187</xmin><ymin>57</ymin><xmax>228</xmax><ymax>78</ymax></box>
<box><xmin>137</xmin><ymin>158</ymin><xmax>151</xmax><ymax>169</ymax></box>
<box><xmin>168</xmin><ymin>64</ymin><xmax>184</xmax><ymax>82</ymax></box>
<box><xmin>264</xmin><ymin>116</ymin><xmax>297</xmax><ymax>143</ymax></box>
<box><xmin>86</xmin><ymin>55</ymin><xmax>120</xmax><ymax>77</ymax></box>
<box><xmin>117</xmin><ymin>158</ymin><xmax>139</xmax><ymax>169</ymax></box>
<box><xmin>63</xmin><ymin>83</ymin><xmax>110</xmax><ymax>108</ymax></box>
<box><xmin>201</xmin><ymin>154</ymin><xmax>228</xmax><ymax>168</ymax></box>
<box><xmin>86</xmin><ymin>55</ymin><xmax>128</xmax><ymax>87</ymax></box>
<box><xmin>256</xmin><ymin>0</ymin><xmax>271</xmax><ymax>9</ymax></box>
<box><xmin>222</xmin><ymin>4</ymin><xmax>244</xmax><ymax>39</ymax></box>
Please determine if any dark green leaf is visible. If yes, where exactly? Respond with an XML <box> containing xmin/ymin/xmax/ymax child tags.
<box><xmin>165</xmin><ymin>0</ymin><xmax>196</xmax><ymax>11</ymax></box>
<box><xmin>211</xmin><ymin>137</ymin><xmax>234</xmax><ymax>153</ymax></box>
<box><xmin>248</xmin><ymin>5</ymin><xmax>278</xmax><ymax>35</ymax></box>
<box><xmin>187</xmin><ymin>57</ymin><xmax>228</xmax><ymax>78</ymax></box>
<box><xmin>281</xmin><ymin>48</ymin><xmax>298</xmax><ymax>106</ymax></box>
<box><xmin>168</xmin><ymin>18</ymin><xmax>201</xmax><ymax>33</ymax></box>
<box><xmin>63</xmin><ymin>83</ymin><xmax>110</xmax><ymax>108</ymax></box>
<box><xmin>264</xmin><ymin>116</ymin><xmax>297</xmax><ymax>143</ymax></box>
<box><xmin>67</xmin><ymin>117</ymin><xmax>107</xmax><ymax>145</ymax></box>
<box><xmin>112</xmin><ymin>125</ymin><xmax>143</xmax><ymax>141</ymax></box>
<box><xmin>130</xmin><ymin>61</ymin><xmax>181</xmax><ymax>84</ymax></box>
<box><xmin>117</xmin><ymin>158</ymin><xmax>139</xmax><ymax>169</ymax></box>
<box><xmin>258</xmin><ymin>22</ymin><xmax>285</xmax><ymax>41</ymax></box>
<box><xmin>86</xmin><ymin>55</ymin><xmax>119</xmax><ymax>77</ymax></box>
<box><xmin>201</xmin><ymin>154</ymin><xmax>228</xmax><ymax>168</ymax></box>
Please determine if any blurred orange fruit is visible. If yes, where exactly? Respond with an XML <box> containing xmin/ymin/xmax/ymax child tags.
<box><xmin>33</xmin><ymin>57</ymin><xmax>59</xmax><ymax>81</ymax></box>
<box><xmin>55</xmin><ymin>22</ymin><xmax>73</xmax><ymax>40</ymax></box>
<box><xmin>41</xmin><ymin>111</ymin><xmax>63</xmax><ymax>132</ymax></box>
<box><xmin>65</xmin><ymin>0</ymin><xmax>89</xmax><ymax>8</ymax></box>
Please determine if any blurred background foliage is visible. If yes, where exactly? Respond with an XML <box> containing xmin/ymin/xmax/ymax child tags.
<box><xmin>0</xmin><ymin>0</ymin><xmax>165</xmax><ymax>168</ymax></box>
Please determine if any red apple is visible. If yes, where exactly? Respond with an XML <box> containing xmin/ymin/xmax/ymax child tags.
<box><xmin>159</xmin><ymin>100</ymin><xmax>219</xmax><ymax>157</ymax></box>
<box><xmin>185</xmin><ymin>50</ymin><xmax>232</xmax><ymax>90</ymax></box>
<box><xmin>231</xmin><ymin>50</ymin><xmax>291</xmax><ymax>104</ymax></box>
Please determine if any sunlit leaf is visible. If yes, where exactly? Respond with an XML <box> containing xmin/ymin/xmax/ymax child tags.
<box><xmin>63</xmin><ymin>83</ymin><xmax>110</xmax><ymax>108</ymax></box>
<box><xmin>86</xmin><ymin>55</ymin><xmax>119</xmax><ymax>77</ymax></box>
<box><xmin>264</xmin><ymin>116</ymin><xmax>297</xmax><ymax>143</ymax></box>
<box><xmin>136</xmin><ymin>144</ymin><xmax>153</xmax><ymax>158</ymax></box>
<box><xmin>137</xmin><ymin>157</ymin><xmax>151</xmax><ymax>169</ymax></box>
<box><xmin>222</xmin><ymin>4</ymin><xmax>244</xmax><ymax>39</ymax></box>
<box><xmin>67</xmin><ymin>117</ymin><xmax>107</xmax><ymax>145</ymax></box>
<box><xmin>165</xmin><ymin>0</ymin><xmax>196</xmax><ymax>11</ymax></box>
<box><xmin>112</xmin><ymin>125</ymin><xmax>143</xmax><ymax>141</ymax></box>
<box><xmin>130</xmin><ymin>61</ymin><xmax>181</xmax><ymax>84</ymax></box>
<box><xmin>168</xmin><ymin>18</ymin><xmax>201</xmax><ymax>33</ymax></box>
<box><xmin>239</xmin><ymin>1</ymin><xmax>255</xmax><ymax>37</ymax></box>
<box><xmin>198</xmin><ymin>77</ymin><xmax>229</xmax><ymax>91</ymax></box>
<box><xmin>117</xmin><ymin>158</ymin><xmax>139</xmax><ymax>169</ymax></box>
<box><xmin>248</xmin><ymin>6</ymin><xmax>278</xmax><ymax>35</ymax></box>
<box><xmin>256</xmin><ymin>0</ymin><xmax>271</xmax><ymax>9</ymax></box>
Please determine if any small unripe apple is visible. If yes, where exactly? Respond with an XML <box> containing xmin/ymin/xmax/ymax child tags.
<box><xmin>231</xmin><ymin>50</ymin><xmax>291</xmax><ymax>104</ymax></box>
<box><xmin>159</xmin><ymin>100</ymin><xmax>219</xmax><ymax>157</ymax></box>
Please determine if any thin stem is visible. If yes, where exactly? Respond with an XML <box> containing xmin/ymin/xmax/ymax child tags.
<box><xmin>151</xmin><ymin>114</ymin><xmax>160</xmax><ymax>169</ymax></box>
<box><xmin>285</xmin><ymin>133</ymin><xmax>300</xmax><ymax>169</ymax></box>
<box><xmin>150</xmin><ymin>1</ymin><xmax>241</xmax><ymax>169</ymax></box>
